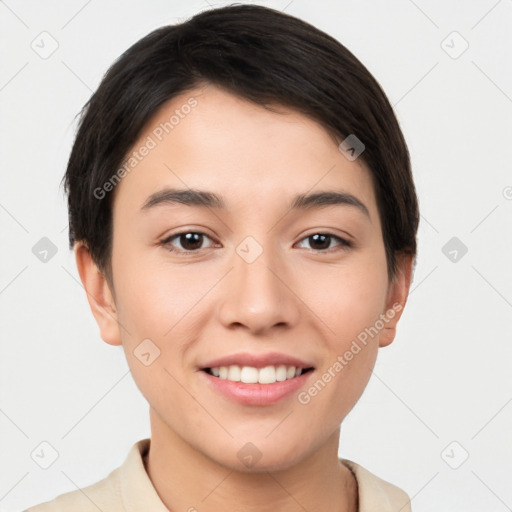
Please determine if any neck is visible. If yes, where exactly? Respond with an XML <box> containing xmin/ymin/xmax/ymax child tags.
<box><xmin>144</xmin><ymin>408</ymin><xmax>358</xmax><ymax>512</ymax></box>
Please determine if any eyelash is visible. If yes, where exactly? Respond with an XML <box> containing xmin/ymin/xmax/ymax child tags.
<box><xmin>160</xmin><ymin>231</ymin><xmax>353</xmax><ymax>255</ymax></box>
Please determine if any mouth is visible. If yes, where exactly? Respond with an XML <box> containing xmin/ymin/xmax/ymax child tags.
<box><xmin>202</xmin><ymin>365</ymin><xmax>315</xmax><ymax>385</ymax></box>
<box><xmin>199</xmin><ymin>352</ymin><xmax>316</xmax><ymax>405</ymax></box>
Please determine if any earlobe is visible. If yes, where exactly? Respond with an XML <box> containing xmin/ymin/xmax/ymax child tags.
<box><xmin>74</xmin><ymin>242</ymin><xmax>122</xmax><ymax>346</ymax></box>
<box><xmin>379</xmin><ymin>253</ymin><xmax>414</xmax><ymax>348</ymax></box>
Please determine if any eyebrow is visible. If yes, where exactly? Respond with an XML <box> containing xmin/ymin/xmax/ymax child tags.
<box><xmin>141</xmin><ymin>187</ymin><xmax>370</xmax><ymax>219</ymax></box>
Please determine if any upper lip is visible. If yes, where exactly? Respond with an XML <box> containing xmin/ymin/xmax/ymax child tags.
<box><xmin>201</xmin><ymin>352</ymin><xmax>315</xmax><ymax>370</ymax></box>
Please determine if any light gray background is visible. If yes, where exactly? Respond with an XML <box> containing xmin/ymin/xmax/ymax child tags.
<box><xmin>1</xmin><ymin>1</ymin><xmax>511</xmax><ymax>510</ymax></box>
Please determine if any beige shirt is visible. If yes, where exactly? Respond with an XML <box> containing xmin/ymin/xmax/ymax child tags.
<box><xmin>24</xmin><ymin>438</ymin><xmax>411</xmax><ymax>512</ymax></box>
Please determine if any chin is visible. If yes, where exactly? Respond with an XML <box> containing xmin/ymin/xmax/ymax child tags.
<box><xmin>208</xmin><ymin>439</ymin><xmax>309</xmax><ymax>474</ymax></box>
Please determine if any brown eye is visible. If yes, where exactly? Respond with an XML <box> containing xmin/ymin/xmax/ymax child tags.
<box><xmin>162</xmin><ymin>232</ymin><xmax>215</xmax><ymax>253</ymax></box>
<box><xmin>297</xmin><ymin>233</ymin><xmax>351</xmax><ymax>252</ymax></box>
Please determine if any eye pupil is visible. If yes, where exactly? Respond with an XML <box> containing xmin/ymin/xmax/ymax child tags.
<box><xmin>310</xmin><ymin>234</ymin><xmax>330</xmax><ymax>250</ymax></box>
<box><xmin>180</xmin><ymin>232</ymin><xmax>203</xmax><ymax>250</ymax></box>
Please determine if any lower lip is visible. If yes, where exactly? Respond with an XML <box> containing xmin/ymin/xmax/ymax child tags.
<box><xmin>200</xmin><ymin>369</ymin><xmax>314</xmax><ymax>406</ymax></box>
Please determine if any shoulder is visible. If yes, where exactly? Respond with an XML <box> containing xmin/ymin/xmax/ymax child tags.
<box><xmin>23</xmin><ymin>465</ymin><xmax>123</xmax><ymax>512</ymax></box>
<box><xmin>341</xmin><ymin>459</ymin><xmax>411</xmax><ymax>512</ymax></box>
<box><xmin>23</xmin><ymin>439</ymin><xmax>154</xmax><ymax>512</ymax></box>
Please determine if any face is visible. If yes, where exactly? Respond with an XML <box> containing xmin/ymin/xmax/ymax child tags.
<box><xmin>81</xmin><ymin>83</ymin><xmax>409</xmax><ymax>472</ymax></box>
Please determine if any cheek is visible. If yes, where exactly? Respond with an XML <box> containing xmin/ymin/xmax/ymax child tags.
<box><xmin>298</xmin><ymin>250</ymin><xmax>389</xmax><ymax>341</ymax></box>
<box><xmin>112</xmin><ymin>249</ymin><xmax>220</xmax><ymax>383</ymax></box>
<box><xmin>112</xmin><ymin>257</ymin><xmax>199</xmax><ymax>407</ymax></box>
<box><xmin>112</xmin><ymin>243</ymin><xmax>198</xmax><ymax>333</ymax></box>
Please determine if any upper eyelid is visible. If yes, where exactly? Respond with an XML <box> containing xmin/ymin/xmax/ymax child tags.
<box><xmin>162</xmin><ymin>231</ymin><xmax>217</xmax><ymax>243</ymax></box>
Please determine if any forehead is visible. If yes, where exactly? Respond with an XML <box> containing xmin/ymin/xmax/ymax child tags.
<box><xmin>112</xmin><ymin>84</ymin><xmax>378</xmax><ymax>223</ymax></box>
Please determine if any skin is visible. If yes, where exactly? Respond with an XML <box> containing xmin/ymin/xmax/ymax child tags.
<box><xmin>75</xmin><ymin>83</ymin><xmax>413</xmax><ymax>512</ymax></box>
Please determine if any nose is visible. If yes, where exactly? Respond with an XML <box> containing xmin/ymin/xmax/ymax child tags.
<box><xmin>217</xmin><ymin>242</ymin><xmax>301</xmax><ymax>335</ymax></box>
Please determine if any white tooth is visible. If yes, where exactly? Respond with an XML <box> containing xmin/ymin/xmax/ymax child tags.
<box><xmin>258</xmin><ymin>366</ymin><xmax>277</xmax><ymax>384</ymax></box>
<box><xmin>286</xmin><ymin>366</ymin><xmax>296</xmax><ymax>379</ymax></box>
<box><xmin>227</xmin><ymin>365</ymin><xmax>241</xmax><ymax>381</ymax></box>
<box><xmin>275</xmin><ymin>365</ymin><xmax>287</xmax><ymax>381</ymax></box>
<box><xmin>240</xmin><ymin>366</ymin><xmax>259</xmax><ymax>383</ymax></box>
<box><xmin>212</xmin><ymin>364</ymin><xmax>303</xmax><ymax>383</ymax></box>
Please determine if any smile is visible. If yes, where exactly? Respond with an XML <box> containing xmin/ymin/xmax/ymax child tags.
<box><xmin>201</xmin><ymin>365</ymin><xmax>315</xmax><ymax>406</ymax></box>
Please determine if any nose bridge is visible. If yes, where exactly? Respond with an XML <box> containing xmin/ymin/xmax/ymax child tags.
<box><xmin>217</xmin><ymin>235</ymin><xmax>300</xmax><ymax>333</ymax></box>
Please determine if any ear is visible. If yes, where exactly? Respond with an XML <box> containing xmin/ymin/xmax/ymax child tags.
<box><xmin>74</xmin><ymin>242</ymin><xmax>122</xmax><ymax>346</ymax></box>
<box><xmin>378</xmin><ymin>252</ymin><xmax>414</xmax><ymax>348</ymax></box>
